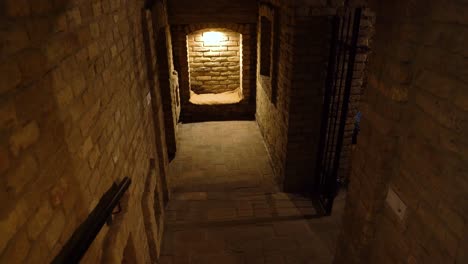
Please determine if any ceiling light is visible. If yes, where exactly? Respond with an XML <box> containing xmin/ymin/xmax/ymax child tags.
<box><xmin>203</xmin><ymin>31</ymin><xmax>224</xmax><ymax>43</ymax></box>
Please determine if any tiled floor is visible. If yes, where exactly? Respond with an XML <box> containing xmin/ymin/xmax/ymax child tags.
<box><xmin>162</xmin><ymin>121</ymin><xmax>345</xmax><ymax>264</ymax></box>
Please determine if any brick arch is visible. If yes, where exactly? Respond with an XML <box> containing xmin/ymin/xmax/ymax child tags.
<box><xmin>186</xmin><ymin>28</ymin><xmax>243</xmax><ymax>95</ymax></box>
<box><xmin>185</xmin><ymin>23</ymin><xmax>245</xmax><ymax>35</ymax></box>
<box><xmin>171</xmin><ymin>22</ymin><xmax>257</xmax><ymax>121</ymax></box>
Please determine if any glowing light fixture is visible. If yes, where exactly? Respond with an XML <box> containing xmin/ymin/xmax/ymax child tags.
<box><xmin>203</xmin><ymin>31</ymin><xmax>224</xmax><ymax>43</ymax></box>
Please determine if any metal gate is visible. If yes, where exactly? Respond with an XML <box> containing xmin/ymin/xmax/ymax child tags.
<box><xmin>315</xmin><ymin>8</ymin><xmax>362</xmax><ymax>215</ymax></box>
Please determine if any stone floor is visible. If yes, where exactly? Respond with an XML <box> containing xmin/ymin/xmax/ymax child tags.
<box><xmin>168</xmin><ymin>121</ymin><xmax>278</xmax><ymax>193</ymax></box>
<box><xmin>162</xmin><ymin>121</ymin><xmax>345</xmax><ymax>264</ymax></box>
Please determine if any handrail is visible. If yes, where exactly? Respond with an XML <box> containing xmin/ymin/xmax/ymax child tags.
<box><xmin>52</xmin><ymin>177</ymin><xmax>132</xmax><ymax>264</ymax></box>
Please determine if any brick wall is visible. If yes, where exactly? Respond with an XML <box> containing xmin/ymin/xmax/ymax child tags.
<box><xmin>283</xmin><ymin>12</ymin><xmax>332</xmax><ymax>192</ymax></box>
<box><xmin>0</xmin><ymin>0</ymin><xmax>169</xmax><ymax>263</ymax></box>
<box><xmin>335</xmin><ymin>0</ymin><xmax>468</xmax><ymax>263</ymax></box>
<box><xmin>257</xmin><ymin>1</ymin><xmax>361</xmax><ymax>192</ymax></box>
<box><xmin>172</xmin><ymin>23</ymin><xmax>256</xmax><ymax>122</ymax></box>
<box><xmin>256</xmin><ymin>1</ymin><xmax>294</xmax><ymax>186</ymax></box>
<box><xmin>187</xmin><ymin>29</ymin><xmax>242</xmax><ymax>94</ymax></box>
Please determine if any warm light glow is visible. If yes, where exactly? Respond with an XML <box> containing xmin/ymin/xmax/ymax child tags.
<box><xmin>202</xmin><ymin>31</ymin><xmax>225</xmax><ymax>43</ymax></box>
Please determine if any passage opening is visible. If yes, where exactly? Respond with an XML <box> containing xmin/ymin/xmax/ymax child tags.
<box><xmin>260</xmin><ymin>16</ymin><xmax>272</xmax><ymax>77</ymax></box>
<box><xmin>187</xmin><ymin>28</ymin><xmax>243</xmax><ymax>105</ymax></box>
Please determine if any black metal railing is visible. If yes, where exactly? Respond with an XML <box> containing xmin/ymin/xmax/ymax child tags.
<box><xmin>315</xmin><ymin>8</ymin><xmax>362</xmax><ymax>215</ymax></box>
<box><xmin>52</xmin><ymin>177</ymin><xmax>131</xmax><ymax>264</ymax></box>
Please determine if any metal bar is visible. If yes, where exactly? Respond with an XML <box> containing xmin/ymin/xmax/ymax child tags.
<box><xmin>52</xmin><ymin>177</ymin><xmax>132</xmax><ymax>264</ymax></box>
<box><xmin>326</xmin><ymin>10</ymin><xmax>351</xmax><ymax>182</ymax></box>
<box><xmin>322</xmin><ymin>10</ymin><xmax>349</xmax><ymax>184</ymax></box>
<box><xmin>326</xmin><ymin>8</ymin><xmax>362</xmax><ymax>214</ymax></box>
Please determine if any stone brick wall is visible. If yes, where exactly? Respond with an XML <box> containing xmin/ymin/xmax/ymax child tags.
<box><xmin>172</xmin><ymin>23</ymin><xmax>256</xmax><ymax>122</ymax></box>
<box><xmin>0</xmin><ymin>0</ymin><xmax>169</xmax><ymax>263</ymax></box>
<box><xmin>257</xmin><ymin>0</ymin><xmax>365</xmax><ymax>192</ymax></box>
<box><xmin>187</xmin><ymin>29</ymin><xmax>242</xmax><ymax>94</ymax></box>
<box><xmin>335</xmin><ymin>0</ymin><xmax>468</xmax><ymax>263</ymax></box>
<box><xmin>283</xmin><ymin>12</ymin><xmax>332</xmax><ymax>192</ymax></box>
<box><xmin>256</xmin><ymin>1</ymin><xmax>294</xmax><ymax>186</ymax></box>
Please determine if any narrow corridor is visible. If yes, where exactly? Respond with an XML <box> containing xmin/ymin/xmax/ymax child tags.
<box><xmin>161</xmin><ymin>122</ymin><xmax>345</xmax><ymax>263</ymax></box>
<box><xmin>168</xmin><ymin>121</ymin><xmax>277</xmax><ymax>192</ymax></box>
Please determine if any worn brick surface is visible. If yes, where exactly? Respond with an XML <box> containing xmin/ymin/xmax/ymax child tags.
<box><xmin>256</xmin><ymin>0</ymin><xmax>372</xmax><ymax>192</ymax></box>
<box><xmin>256</xmin><ymin>1</ymin><xmax>294</xmax><ymax>189</ymax></box>
<box><xmin>0</xmin><ymin>0</ymin><xmax>170</xmax><ymax>262</ymax></box>
<box><xmin>187</xmin><ymin>30</ymin><xmax>242</xmax><ymax>94</ymax></box>
<box><xmin>335</xmin><ymin>1</ymin><xmax>468</xmax><ymax>263</ymax></box>
<box><xmin>163</xmin><ymin>125</ymin><xmax>347</xmax><ymax>263</ymax></box>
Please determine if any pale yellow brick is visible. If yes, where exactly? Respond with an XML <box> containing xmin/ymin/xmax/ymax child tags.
<box><xmin>9</xmin><ymin>121</ymin><xmax>40</xmax><ymax>156</ymax></box>
<box><xmin>89</xmin><ymin>145</ymin><xmax>101</xmax><ymax>169</ymax></box>
<box><xmin>0</xmin><ymin>209</ymin><xmax>19</xmax><ymax>253</ymax></box>
<box><xmin>0</xmin><ymin>230</ymin><xmax>30</xmax><ymax>263</ymax></box>
<box><xmin>81</xmin><ymin>136</ymin><xmax>94</xmax><ymax>158</ymax></box>
<box><xmin>44</xmin><ymin>210</ymin><xmax>66</xmax><ymax>250</ymax></box>
<box><xmin>27</xmin><ymin>201</ymin><xmax>53</xmax><ymax>240</ymax></box>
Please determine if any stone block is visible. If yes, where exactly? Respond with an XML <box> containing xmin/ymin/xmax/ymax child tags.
<box><xmin>67</xmin><ymin>7</ymin><xmax>82</xmax><ymax>27</ymax></box>
<box><xmin>196</xmin><ymin>76</ymin><xmax>211</xmax><ymax>81</ymax></box>
<box><xmin>209</xmin><ymin>47</ymin><xmax>228</xmax><ymax>52</ymax></box>
<box><xmin>202</xmin><ymin>62</ymin><xmax>219</xmax><ymax>67</ymax></box>
<box><xmin>204</xmin><ymin>51</ymin><xmax>220</xmax><ymax>57</ymax></box>
<box><xmin>27</xmin><ymin>201</ymin><xmax>53</xmax><ymax>240</ymax></box>
<box><xmin>4</xmin><ymin>0</ymin><xmax>30</xmax><ymax>17</ymax></box>
<box><xmin>191</xmin><ymin>52</ymin><xmax>204</xmax><ymax>57</ymax></box>
<box><xmin>79</xmin><ymin>99</ymin><xmax>101</xmax><ymax>135</ymax></box>
<box><xmin>0</xmin><ymin>230</ymin><xmax>30</xmax><ymax>263</ymax></box>
<box><xmin>6</xmin><ymin>154</ymin><xmax>38</xmax><ymax>195</ymax></box>
<box><xmin>26</xmin><ymin>240</ymin><xmax>51</xmax><ymax>264</ymax></box>
<box><xmin>88</xmin><ymin>145</ymin><xmax>101</xmax><ymax>169</ymax></box>
<box><xmin>188</xmin><ymin>41</ymin><xmax>203</xmax><ymax>47</ymax></box>
<box><xmin>9</xmin><ymin>122</ymin><xmax>40</xmax><ymax>156</ymax></box>
<box><xmin>212</xmin><ymin>67</ymin><xmax>227</xmax><ymax>71</ymax></box>
<box><xmin>220</xmin><ymin>51</ymin><xmax>237</xmax><ymax>56</ymax></box>
<box><xmin>81</xmin><ymin>136</ymin><xmax>94</xmax><ymax>158</ymax></box>
<box><xmin>192</xmin><ymin>47</ymin><xmax>210</xmax><ymax>52</ymax></box>
<box><xmin>224</xmin><ymin>41</ymin><xmax>239</xmax><ymax>46</ymax></box>
<box><xmin>44</xmin><ymin>210</ymin><xmax>66</xmax><ymax>250</ymax></box>
<box><xmin>193</xmin><ymin>57</ymin><xmax>211</xmax><ymax>62</ymax></box>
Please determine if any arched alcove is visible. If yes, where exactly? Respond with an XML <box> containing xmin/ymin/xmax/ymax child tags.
<box><xmin>187</xmin><ymin>28</ymin><xmax>243</xmax><ymax>105</ymax></box>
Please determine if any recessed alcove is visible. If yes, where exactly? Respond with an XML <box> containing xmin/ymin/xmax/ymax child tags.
<box><xmin>186</xmin><ymin>28</ymin><xmax>243</xmax><ymax>105</ymax></box>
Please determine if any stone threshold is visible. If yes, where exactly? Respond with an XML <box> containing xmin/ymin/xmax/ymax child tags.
<box><xmin>189</xmin><ymin>89</ymin><xmax>242</xmax><ymax>105</ymax></box>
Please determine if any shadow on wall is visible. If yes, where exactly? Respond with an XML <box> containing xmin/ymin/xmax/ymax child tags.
<box><xmin>1</xmin><ymin>0</ymin><xmax>91</xmax><ymax>262</ymax></box>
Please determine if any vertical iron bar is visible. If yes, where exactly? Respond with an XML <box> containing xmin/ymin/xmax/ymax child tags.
<box><xmin>322</xmin><ymin>10</ymin><xmax>348</xmax><ymax>186</ymax></box>
<box><xmin>326</xmin><ymin>8</ymin><xmax>362</xmax><ymax>214</ymax></box>
<box><xmin>325</xmin><ymin>11</ymin><xmax>351</xmax><ymax>187</ymax></box>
